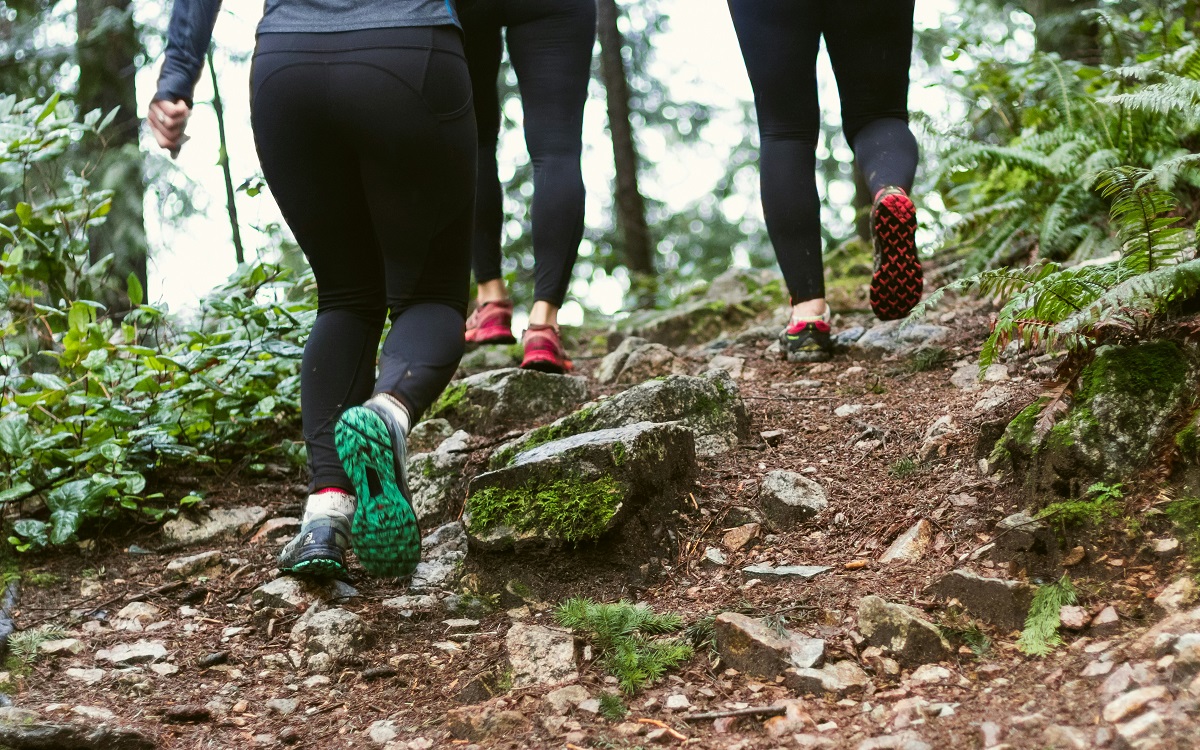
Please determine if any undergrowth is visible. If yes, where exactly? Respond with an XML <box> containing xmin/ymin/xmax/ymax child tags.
<box><xmin>1165</xmin><ymin>495</ymin><xmax>1200</xmax><ymax>568</ymax></box>
<box><xmin>889</xmin><ymin>457</ymin><xmax>920</xmax><ymax>478</ymax></box>
<box><xmin>1017</xmin><ymin>575</ymin><xmax>1079</xmax><ymax>656</ymax></box>
<box><xmin>555</xmin><ymin>598</ymin><xmax>693</xmax><ymax>694</ymax></box>
<box><xmin>1038</xmin><ymin>482</ymin><xmax>1125</xmax><ymax>529</ymax></box>
<box><xmin>467</xmin><ymin>476</ymin><xmax>622</xmax><ymax>542</ymax></box>
<box><xmin>5</xmin><ymin>624</ymin><xmax>67</xmax><ymax>673</ymax></box>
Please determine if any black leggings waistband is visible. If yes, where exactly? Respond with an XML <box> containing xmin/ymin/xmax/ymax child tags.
<box><xmin>255</xmin><ymin>25</ymin><xmax>463</xmax><ymax>56</ymax></box>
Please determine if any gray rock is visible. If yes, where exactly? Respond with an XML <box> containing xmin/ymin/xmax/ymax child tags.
<box><xmin>0</xmin><ymin>722</ymin><xmax>155</xmax><ymax>750</ymax></box>
<box><xmin>611</xmin><ymin>297</ymin><xmax>762</xmax><ymax>349</ymax></box>
<box><xmin>72</xmin><ymin>706</ymin><xmax>115</xmax><ymax>721</ymax></box>
<box><xmin>758</xmin><ymin>470</ymin><xmax>827</xmax><ymax>526</ymax></box>
<box><xmin>785</xmin><ymin>660</ymin><xmax>871</xmax><ymax>696</ymax></box>
<box><xmin>1129</xmin><ymin>605</ymin><xmax>1200</xmax><ymax>658</ymax></box>
<box><xmin>930</xmin><ymin>569</ymin><xmax>1036</xmax><ymax>631</ymax></box>
<box><xmin>162</xmin><ymin>506</ymin><xmax>268</xmax><ymax>545</ymax></box>
<box><xmin>408</xmin><ymin>418</ymin><xmax>455</xmax><ymax>453</ymax></box>
<box><xmin>0</xmin><ymin>707</ymin><xmax>40</xmax><ymax>724</ymax></box>
<box><xmin>596</xmin><ymin>337</ymin><xmax>687</xmax><ymax>385</ymax></box>
<box><xmin>1041</xmin><ymin>725</ymin><xmax>1090</xmax><ymax>750</ymax></box>
<box><xmin>742</xmin><ymin>564</ymin><xmax>832</xmax><ymax>581</ymax></box>
<box><xmin>857</xmin><ymin>596</ymin><xmax>952</xmax><ymax>667</ymax></box>
<box><xmin>267</xmin><ymin>698</ymin><xmax>299</xmax><ymax>716</ymax></box>
<box><xmin>367</xmin><ymin>719</ymin><xmax>400</xmax><ymax>744</ymax></box>
<box><xmin>38</xmin><ymin>638</ymin><xmax>84</xmax><ymax>656</ymax></box>
<box><xmin>832</xmin><ymin>327</ymin><xmax>866</xmax><ymax>349</ymax></box>
<box><xmin>544</xmin><ymin>684</ymin><xmax>590</xmax><ymax>715</ymax></box>
<box><xmin>506</xmin><ymin>623</ymin><xmax>577</xmax><ymax>688</ymax></box>
<box><xmin>852</xmin><ymin>320</ymin><xmax>948</xmax><ymax>359</ymax></box>
<box><xmin>1101</xmin><ymin>685</ymin><xmax>1167</xmax><ymax>723</ymax></box>
<box><xmin>409</xmin><ymin>522</ymin><xmax>469</xmax><ymax>592</ymax></box>
<box><xmin>1114</xmin><ymin>710</ymin><xmax>1166</xmax><ymax>744</ymax></box>
<box><xmin>702</xmin><ymin>547</ymin><xmax>728</xmax><ymax>567</ymax></box>
<box><xmin>457</xmin><ymin>346</ymin><xmax>520</xmax><ymax>376</ymax></box>
<box><xmin>426</xmin><ymin>368</ymin><xmax>587</xmax><ymax>434</ymax></box>
<box><xmin>96</xmin><ymin>639</ymin><xmax>167</xmax><ymax>665</ymax></box>
<box><xmin>713</xmin><ymin>612</ymin><xmax>824</xmax><ymax>679</ymax></box>
<box><xmin>407</xmin><ymin>431</ymin><xmax>471</xmax><ymax>527</ymax></box>
<box><xmin>856</xmin><ymin>732</ymin><xmax>932</xmax><ymax>750</ymax></box>
<box><xmin>65</xmin><ymin>668</ymin><xmax>106</xmax><ymax>685</ymax></box>
<box><xmin>707</xmin><ymin>355</ymin><xmax>744</xmax><ymax>379</ymax></box>
<box><xmin>466</xmin><ymin>422</ymin><xmax>696</xmax><ymax>552</ymax></box>
<box><xmin>490</xmin><ymin>371</ymin><xmax>749</xmax><ymax>464</ymax></box>
<box><xmin>290</xmin><ymin>608</ymin><xmax>371</xmax><ymax>671</ymax></box>
<box><xmin>990</xmin><ymin>512</ymin><xmax>1061</xmax><ymax>575</ymax></box>
<box><xmin>166</xmin><ymin>550</ymin><xmax>222</xmax><ymax>577</ymax></box>
<box><xmin>950</xmin><ymin>364</ymin><xmax>983</xmax><ymax>391</ymax></box>
<box><xmin>251</xmin><ymin>576</ymin><xmax>359</xmax><ymax>612</ymax></box>
<box><xmin>880</xmin><ymin>520</ymin><xmax>933</xmax><ymax>564</ymax></box>
<box><xmin>445</xmin><ymin>705</ymin><xmax>530</xmax><ymax>741</ymax></box>
<box><xmin>381</xmin><ymin>594</ymin><xmax>439</xmax><ymax>613</ymax></box>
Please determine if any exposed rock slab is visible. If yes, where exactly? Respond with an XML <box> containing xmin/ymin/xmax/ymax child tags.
<box><xmin>466</xmin><ymin>421</ymin><xmax>696</xmax><ymax>552</ymax></box>
<box><xmin>742</xmin><ymin>564</ymin><xmax>832</xmax><ymax>581</ymax></box>
<box><xmin>595</xmin><ymin>337</ymin><xmax>687</xmax><ymax>385</ymax></box>
<box><xmin>857</xmin><ymin>596</ymin><xmax>952</xmax><ymax>667</ymax></box>
<box><xmin>0</xmin><ymin>722</ymin><xmax>156</xmax><ymax>750</ymax></box>
<box><xmin>713</xmin><ymin>612</ymin><xmax>824</xmax><ymax>679</ymax></box>
<box><xmin>290</xmin><ymin>607</ymin><xmax>371</xmax><ymax>672</ymax></box>
<box><xmin>96</xmin><ymin>639</ymin><xmax>167</xmax><ymax>665</ymax></box>
<box><xmin>930</xmin><ymin>569</ymin><xmax>1035</xmax><ymax>631</ymax></box>
<box><xmin>427</xmin><ymin>368</ymin><xmax>587</xmax><ymax>434</ymax></box>
<box><xmin>165</xmin><ymin>550</ymin><xmax>222</xmax><ymax>577</ymax></box>
<box><xmin>785</xmin><ymin>660</ymin><xmax>871</xmax><ymax>696</ymax></box>
<box><xmin>409</xmin><ymin>521</ymin><xmax>468</xmax><ymax>592</ymax></box>
<box><xmin>880</xmin><ymin>520</ymin><xmax>933</xmax><ymax>564</ymax></box>
<box><xmin>490</xmin><ymin>371</ymin><xmax>748</xmax><ymax>464</ymax></box>
<box><xmin>162</xmin><ymin>506</ymin><xmax>267</xmax><ymax>546</ymax></box>
<box><xmin>251</xmin><ymin>576</ymin><xmax>358</xmax><ymax>613</ymax></box>
<box><xmin>851</xmin><ymin>320</ymin><xmax>948</xmax><ymax>359</ymax></box>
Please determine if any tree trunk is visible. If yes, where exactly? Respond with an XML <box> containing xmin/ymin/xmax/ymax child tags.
<box><xmin>596</xmin><ymin>0</ymin><xmax>656</xmax><ymax>306</ymax></box>
<box><xmin>1024</xmin><ymin>0</ymin><xmax>1101</xmax><ymax>63</ymax></box>
<box><xmin>77</xmin><ymin>0</ymin><xmax>148</xmax><ymax>311</ymax></box>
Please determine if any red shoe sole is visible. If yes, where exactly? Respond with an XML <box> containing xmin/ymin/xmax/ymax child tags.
<box><xmin>465</xmin><ymin>329</ymin><xmax>517</xmax><ymax>346</ymax></box>
<box><xmin>520</xmin><ymin>351</ymin><xmax>571</xmax><ymax>374</ymax></box>
<box><xmin>869</xmin><ymin>193</ymin><xmax>923</xmax><ymax>321</ymax></box>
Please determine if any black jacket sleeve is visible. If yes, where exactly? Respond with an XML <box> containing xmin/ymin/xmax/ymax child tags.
<box><xmin>154</xmin><ymin>0</ymin><xmax>222</xmax><ymax>104</ymax></box>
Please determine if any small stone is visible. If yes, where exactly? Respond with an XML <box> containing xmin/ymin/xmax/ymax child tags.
<box><xmin>381</xmin><ymin>594</ymin><xmax>440</xmax><ymax>613</ymax></box>
<box><xmin>150</xmin><ymin>663</ymin><xmax>179</xmax><ymax>676</ymax></box>
<box><xmin>760</xmin><ymin>429</ymin><xmax>788</xmax><ymax>446</ymax></box>
<box><xmin>278</xmin><ymin>727</ymin><xmax>303</xmax><ymax>745</ymax></box>
<box><xmin>835</xmin><ymin>404</ymin><xmax>864</xmax><ymax>418</ymax></box>
<box><xmin>880</xmin><ymin>520</ymin><xmax>933</xmax><ymax>564</ymax></box>
<box><xmin>702</xmin><ymin>547</ymin><xmax>728</xmax><ymax>567</ymax></box>
<box><xmin>304</xmin><ymin>675</ymin><xmax>331</xmax><ymax>688</ymax></box>
<box><xmin>723</xmin><ymin>523</ymin><xmax>760</xmax><ymax>551</ymax></box>
<box><xmin>443</xmin><ymin>619</ymin><xmax>480</xmax><ymax>633</ymax></box>
<box><xmin>857</xmin><ymin>596</ymin><xmax>953</xmax><ymax>667</ymax></box>
<box><xmin>250</xmin><ymin>517</ymin><xmax>301</xmax><ymax>544</ymax></box>
<box><xmin>1081</xmin><ymin>660</ymin><xmax>1114</xmax><ymax>678</ymax></box>
<box><xmin>96</xmin><ymin>639</ymin><xmax>167</xmax><ymax>665</ymax></box>
<box><xmin>1152</xmin><ymin>537</ymin><xmax>1180</xmax><ymax>558</ymax></box>
<box><xmin>72</xmin><ymin>706</ymin><xmax>116</xmax><ymax>721</ymax></box>
<box><xmin>544</xmin><ymin>685</ymin><xmax>590</xmax><ymax>714</ymax></box>
<box><xmin>757</xmin><ymin>470</ymin><xmax>828</xmax><ymax>526</ymax></box>
<box><xmin>367</xmin><ymin>719</ymin><xmax>400</xmax><ymax>745</ymax></box>
<box><xmin>65</xmin><ymin>668</ymin><xmax>105</xmax><ymax>685</ymax></box>
<box><xmin>445</xmin><ymin>706</ymin><xmax>530</xmax><ymax>741</ymax></box>
<box><xmin>198</xmin><ymin>651</ymin><xmax>229</xmax><ymax>668</ymax></box>
<box><xmin>908</xmin><ymin>664</ymin><xmax>951</xmax><ymax>685</ymax></box>
<box><xmin>1115</xmin><ymin>710</ymin><xmax>1166</xmax><ymax>743</ymax></box>
<box><xmin>708</xmin><ymin>355</ymin><xmax>745</xmax><ymax>379</ymax></box>
<box><xmin>1062</xmin><ymin>546</ymin><xmax>1086</xmax><ymax>566</ymax></box>
<box><xmin>1101</xmin><ymin>685</ymin><xmax>1168</xmax><ymax>723</ymax></box>
<box><xmin>979</xmin><ymin>722</ymin><xmax>1004</xmax><ymax>747</ymax></box>
<box><xmin>713</xmin><ymin>612</ymin><xmax>824</xmax><ymax>679</ymax></box>
<box><xmin>1155</xmin><ymin>577</ymin><xmax>1197</xmax><ymax>614</ymax></box>
<box><xmin>166</xmin><ymin>550</ymin><xmax>222</xmax><ymax>577</ymax></box>
<box><xmin>741</xmin><ymin>564</ymin><xmax>831</xmax><ymax>581</ymax></box>
<box><xmin>38</xmin><ymin>638</ymin><xmax>84</xmax><ymax>656</ymax></box>
<box><xmin>1091</xmin><ymin>606</ymin><xmax>1120</xmax><ymax>636</ymax></box>
<box><xmin>267</xmin><ymin>698</ymin><xmax>299</xmax><ymax>716</ymax></box>
<box><xmin>115</xmin><ymin>602</ymin><xmax>161</xmax><ymax>627</ymax></box>
<box><xmin>1041</xmin><ymin>725</ymin><xmax>1088</xmax><ymax>750</ymax></box>
<box><xmin>290</xmin><ymin>608</ymin><xmax>372</xmax><ymax>671</ymax></box>
<box><xmin>1060</xmin><ymin>606</ymin><xmax>1091</xmax><ymax>631</ymax></box>
<box><xmin>506</xmin><ymin>623</ymin><xmax>577</xmax><ymax>688</ymax></box>
<box><xmin>664</xmin><ymin>694</ymin><xmax>690</xmax><ymax>710</ymax></box>
<box><xmin>785</xmin><ymin>661</ymin><xmax>871</xmax><ymax>696</ymax></box>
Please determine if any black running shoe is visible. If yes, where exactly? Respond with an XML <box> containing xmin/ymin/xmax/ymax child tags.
<box><xmin>779</xmin><ymin>315</ymin><xmax>833</xmax><ymax>363</ymax></box>
<box><xmin>278</xmin><ymin>515</ymin><xmax>351</xmax><ymax>579</ymax></box>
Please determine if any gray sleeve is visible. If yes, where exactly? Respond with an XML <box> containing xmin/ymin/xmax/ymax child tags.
<box><xmin>154</xmin><ymin>0</ymin><xmax>223</xmax><ymax>104</ymax></box>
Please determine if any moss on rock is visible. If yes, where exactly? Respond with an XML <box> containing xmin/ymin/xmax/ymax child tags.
<box><xmin>466</xmin><ymin>475</ymin><xmax>622</xmax><ymax>544</ymax></box>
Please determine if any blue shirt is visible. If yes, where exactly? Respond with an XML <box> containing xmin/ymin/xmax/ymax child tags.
<box><xmin>155</xmin><ymin>0</ymin><xmax>459</xmax><ymax>104</ymax></box>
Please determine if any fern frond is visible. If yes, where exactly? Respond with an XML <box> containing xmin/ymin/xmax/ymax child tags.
<box><xmin>1102</xmin><ymin>74</ymin><xmax>1200</xmax><ymax>117</ymax></box>
<box><xmin>1018</xmin><ymin>575</ymin><xmax>1078</xmax><ymax>656</ymax></box>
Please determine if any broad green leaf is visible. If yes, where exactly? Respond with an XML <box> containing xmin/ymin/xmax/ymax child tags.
<box><xmin>127</xmin><ymin>272</ymin><xmax>144</xmax><ymax>306</ymax></box>
<box><xmin>0</xmin><ymin>416</ymin><xmax>31</xmax><ymax>456</ymax></box>
<box><xmin>68</xmin><ymin>301</ymin><xmax>93</xmax><ymax>333</ymax></box>
<box><xmin>14</xmin><ymin>202</ymin><xmax>32</xmax><ymax>225</ymax></box>
<box><xmin>49</xmin><ymin>509</ymin><xmax>82</xmax><ymax>545</ymax></box>
<box><xmin>82</xmin><ymin>348</ymin><xmax>109</xmax><ymax>369</ymax></box>
<box><xmin>0</xmin><ymin>483</ymin><xmax>34</xmax><ymax>504</ymax></box>
<box><xmin>11</xmin><ymin>519</ymin><xmax>48</xmax><ymax>550</ymax></box>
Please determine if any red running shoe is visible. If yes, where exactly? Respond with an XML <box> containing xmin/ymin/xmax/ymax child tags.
<box><xmin>464</xmin><ymin>300</ymin><xmax>517</xmax><ymax>345</ymax></box>
<box><xmin>521</xmin><ymin>324</ymin><xmax>573</xmax><ymax>374</ymax></box>
<box><xmin>869</xmin><ymin>187</ymin><xmax>924</xmax><ymax>321</ymax></box>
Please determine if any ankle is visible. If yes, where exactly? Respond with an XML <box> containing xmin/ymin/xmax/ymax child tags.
<box><xmin>304</xmin><ymin>487</ymin><xmax>356</xmax><ymax>523</ymax></box>
<box><xmin>367</xmin><ymin>392</ymin><xmax>411</xmax><ymax>435</ymax></box>
<box><xmin>791</xmin><ymin>299</ymin><xmax>829</xmax><ymax>323</ymax></box>
<box><xmin>476</xmin><ymin>279</ymin><xmax>509</xmax><ymax>304</ymax></box>
<box><xmin>528</xmin><ymin>300</ymin><xmax>559</xmax><ymax>327</ymax></box>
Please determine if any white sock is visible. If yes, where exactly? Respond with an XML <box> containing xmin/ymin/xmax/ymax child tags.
<box><xmin>368</xmin><ymin>392</ymin><xmax>411</xmax><ymax>436</ymax></box>
<box><xmin>304</xmin><ymin>489</ymin><xmax>356</xmax><ymax>524</ymax></box>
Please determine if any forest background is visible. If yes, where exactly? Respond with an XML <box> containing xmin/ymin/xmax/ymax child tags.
<box><xmin>0</xmin><ymin>0</ymin><xmax>1198</xmax><ymax>551</ymax></box>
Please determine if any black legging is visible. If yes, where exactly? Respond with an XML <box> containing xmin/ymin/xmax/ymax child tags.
<box><xmin>729</xmin><ymin>0</ymin><xmax>919</xmax><ymax>304</ymax></box>
<box><xmin>251</xmin><ymin>27</ymin><xmax>475</xmax><ymax>492</ymax></box>
<box><xmin>460</xmin><ymin>0</ymin><xmax>595</xmax><ymax>307</ymax></box>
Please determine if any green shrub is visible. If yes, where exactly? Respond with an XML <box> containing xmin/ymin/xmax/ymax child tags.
<box><xmin>555</xmin><ymin>598</ymin><xmax>693</xmax><ymax>694</ymax></box>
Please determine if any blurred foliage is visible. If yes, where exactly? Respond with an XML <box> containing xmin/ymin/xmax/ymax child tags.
<box><xmin>1</xmin><ymin>96</ymin><xmax>313</xmax><ymax>550</ymax></box>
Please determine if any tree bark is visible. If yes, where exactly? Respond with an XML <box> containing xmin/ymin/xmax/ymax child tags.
<box><xmin>77</xmin><ymin>0</ymin><xmax>148</xmax><ymax>311</ymax></box>
<box><xmin>596</xmin><ymin>0</ymin><xmax>656</xmax><ymax>304</ymax></box>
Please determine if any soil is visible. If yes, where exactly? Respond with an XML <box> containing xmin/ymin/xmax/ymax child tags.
<box><xmin>7</xmin><ymin>300</ymin><xmax>1198</xmax><ymax>749</ymax></box>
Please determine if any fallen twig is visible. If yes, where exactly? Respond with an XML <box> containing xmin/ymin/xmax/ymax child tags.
<box><xmin>742</xmin><ymin>395</ymin><xmax>835</xmax><ymax>402</ymax></box>
<box><xmin>127</xmin><ymin>580</ymin><xmax>187</xmax><ymax>603</ymax></box>
<box><xmin>637</xmin><ymin>718</ymin><xmax>688</xmax><ymax>740</ymax></box>
<box><xmin>682</xmin><ymin>704</ymin><xmax>787</xmax><ymax>722</ymax></box>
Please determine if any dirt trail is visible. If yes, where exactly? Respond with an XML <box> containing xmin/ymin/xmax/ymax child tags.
<box><xmin>7</xmin><ymin>299</ymin><xmax>1199</xmax><ymax>749</ymax></box>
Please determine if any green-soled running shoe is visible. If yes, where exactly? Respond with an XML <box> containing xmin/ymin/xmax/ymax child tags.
<box><xmin>277</xmin><ymin>514</ymin><xmax>351</xmax><ymax>579</ymax></box>
<box><xmin>334</xmin><ymin>402</ymin><xmax>421</xmax><ymax>577</ymax></box>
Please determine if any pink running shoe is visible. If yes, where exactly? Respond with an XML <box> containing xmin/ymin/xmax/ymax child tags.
<box><xmin>464</xmin><ymin>300</ymin><xmax>517</xmax><ymax>345</ymax></box>
<box><xmin>520</xmin><ymin>324</ymin><xmax>572</xmax><ymax>374</ymax></box>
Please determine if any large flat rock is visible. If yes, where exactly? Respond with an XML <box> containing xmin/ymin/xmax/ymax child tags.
<box><xmin>466</xmin><ymin>421</ymin><xmax>696</xmax><ymax>552</ymax></box>
<box><xmin>426</xmin><ymin>368</ymin><xmax>587</xmax><ymax>434</ymax></box>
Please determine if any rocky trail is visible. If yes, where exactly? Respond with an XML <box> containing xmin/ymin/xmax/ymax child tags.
<box><xmin>4</xmin><ymin>270</ymin><xmax>1200</xmax><ymax>749</ymax></box>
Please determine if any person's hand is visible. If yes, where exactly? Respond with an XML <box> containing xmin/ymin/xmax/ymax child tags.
<box><xmin>148</xmin><ymin>98</ymin><xmax>191</xmax><ymax>156</ymax></box>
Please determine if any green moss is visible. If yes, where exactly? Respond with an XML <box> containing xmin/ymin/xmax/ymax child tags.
<box><xmin>467</xmin><ymin>475</ymin><xmax>622</xmax><ymax>543</ymax></box>
<box><xmin>1075</xmin><ymin>341</ymin><xmax>1188</xmax><ymax>407</ymax></box>
<box><xmin>612</xmin><ymin>441</ymin><xmax>627</xmax><ymax>466</ymax></box>
<box><xmin>1177</xmin><ymin>414</ymin><xmax>1200</xmax><ymax>460</ymax></box>
<box><xmin>1038</xmin><ymin>482</ymin><xmax>1124</xmax><ymax>527</ymax></box>
<box><xmin>990</xmin><ymin>398</ymin><xmax>1047</xmax><ymax>466</ymax></box>
<box><xmin>1166</xmin><ymin>495</ymin><xmax>1200</xmax><ymax>569</ymax></box>
<box><xmin>428</xmin><ymin>382</ymin><xmax>469</xmax><ymax>419</ymax></box>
